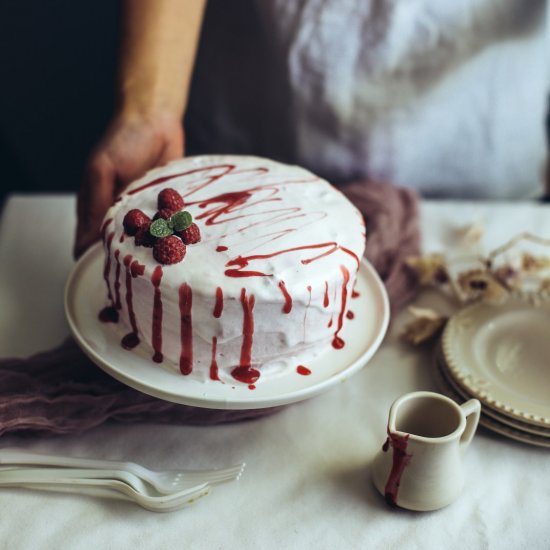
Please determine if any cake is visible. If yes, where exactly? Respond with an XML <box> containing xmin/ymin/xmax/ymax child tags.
<box><xmin>99</xmin><ymin>155</ymin><xmax>366</xmax><ymax>386</ymax></box>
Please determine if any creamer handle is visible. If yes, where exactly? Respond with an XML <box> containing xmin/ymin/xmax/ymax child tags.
<box><xmin>460</xmin><ymin>399</ymin><xmax>481</xmax><ymax>451</ymax></box>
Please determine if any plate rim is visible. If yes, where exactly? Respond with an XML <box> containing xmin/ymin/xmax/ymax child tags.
<box><xmin>434</xmin><ymin>342</ymin><xmax>550</xmax><ymax>437</ymax></box>
<box><xmin>441</xmin><ymin>295</ymin><xmax>550</xmax><ymax>427</ymax></box>
<box><xmin>431</xmin><ymin>344</ymin><xmax>550</xmax><ymax>448</ymax></box>
<box><xmin>64</xmin><ymin>244</ymin><xmax>390</xmax><ymax>410</ymax></box>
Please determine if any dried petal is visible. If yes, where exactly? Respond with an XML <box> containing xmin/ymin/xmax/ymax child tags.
<box><xmin>491</xmin><ymin>264</ymin><xmax>521</xmax><ymax>290</ymax></box>
<box><xmin>521</xmin><ymin>253</ymin><xmax>550</xmax><ymax>273</ymax></box>
<box><xmin>401</xmin><ymin>307</ymin><xmax>447</xmax><ymax>345</ymax></box>
<box><xmin>406</xmin><ymin>255</ymin><xmax>449</xmax><ymax>286</ymax></box>
<box><xmin>457</xmin><ymin>269</ymin><xmax>508</xmax><ymax>304</ymax></box>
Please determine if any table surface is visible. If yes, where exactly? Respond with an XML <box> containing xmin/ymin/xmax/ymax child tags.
<box><xmin>0</xmin><ymin>195</ymin><xmax>549</xmax><ymax>550</ymax></box>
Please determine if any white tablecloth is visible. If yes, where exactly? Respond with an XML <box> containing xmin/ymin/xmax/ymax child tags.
<box><xmin>0</xmin><ymin>195</ymin><xmax>549</xmax><ymax>550</ymax></box>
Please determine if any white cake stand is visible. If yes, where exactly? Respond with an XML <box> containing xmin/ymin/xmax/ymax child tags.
<box><xmin>65</xmin><ymin>244</ymin><xmax>390</xmax><ymax>410</ymax></box>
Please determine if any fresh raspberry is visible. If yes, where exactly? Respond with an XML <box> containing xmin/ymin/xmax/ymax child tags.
<box><xmin>153</xmin><ymin>208</ymin><xmax>175</xmax><ymax>220</ymax></box>
<box><xmin>178</xmin><ymin>223</ymin><xmax>201</xmax><ymax>245</ymax></box>
<box><xmin>134</xmin><ymin>223</ymin><xmax>156</xmax><ymax>248</ymax></box>
<box><xmin>158</xmin><ymin>188</ymin><xmax>185</xmax><ymax>211</ymax></box>
<box><xmin>153</xmin><ymin>236</ymin><xmax>186</xmax><ymax>264</ymax></box>
<box><xmin>123</xmin><ymin>209</ymin><xmax>150</xmax><ymax>236</ymax></box>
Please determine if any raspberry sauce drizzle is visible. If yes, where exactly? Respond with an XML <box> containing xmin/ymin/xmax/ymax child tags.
<box><xmin>121</xmin><ymin>255</ymin><xmax>140</xmax><ymax>350</ymax></box>
<box><xmin>216</xmin><ymin>245</ymin><xmax>228</xmax><ymax>252</ymax></box>
<box><xmin>383</xmin><ymin>431</ymin><xmax>412</xmax><ymax>507</ymax></box>
<box><xmin>99</xmin><ymin>306</ymin><xmax>118</xmax><ymax>323</ymax></box>
<box><xmin>179</xmin><ymin>283</ymin><xmax>193</xmax><ymax>375</ymax></box>
<box><xmin>114</xmin><ymin>250</ymin><xmax>122</xmax><ymax>310</ymax></box>
<box><xmin>346</xmin><ymin>310</ymin><xmax>355</xmax><ymax>320</ymax></box>
<box><xmin>278</xmin><ymin>281</ymin><xmax>292</xmax><ymax>313</ymax></box>
<box><xmin>297</xmin><ymin>365</ymin><xmax>311</xmax><ymax>376</ymax></box>
<box><xmin>213</xmin><ymin>287</ymin><xmax>223</xmax><ymax>318</ymax></box>
<box><xmin>332</xmin><ymin>266</ymin><xmax>350</xmax><ymax>349</ymax></box>
<box><xmin>231</xmin><ymin>289</ymin><xmax>260</xmax><ymax>385</ymax></box>
<box><xmin>210</xmin><ymin>336</ymin><xmax>220</xmax><ymax>381</ymax></box>
<box><xmin>323</xmin><ymin>281</ymin><xmax>329</xmax><ymax>308</ymax></box>
<box><xmin>151</xmin><ymin>266</ymin><xmax>163</xmax><ymax>363</ymax></box>
<box><xmin>224</xmin><ymin>242</ymin><xmax>355</xmax><ymax>278</ymax></box>
<box><xmin>103</xmin><ymin>232</ymin><xmax>115</xmax><ymax>302</ymax></box>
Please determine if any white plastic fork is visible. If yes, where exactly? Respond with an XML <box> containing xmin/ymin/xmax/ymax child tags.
<box><xmin>0</xmin><ymin>471</ymin><xmax>211</xmax><ymax>512</ymax></box>
<box><xmin>0</xmin><ymin>449</ymin><xmax>245</xmax><ymax>494</ymax></box>
<box><xmin>0</xmin><ymin>466</ymin><xmax>211</xmax><ymax>497</ymax></box>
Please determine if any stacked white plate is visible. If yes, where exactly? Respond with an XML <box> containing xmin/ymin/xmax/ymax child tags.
<box><xmin>433</xmin><ymin>294</ymin><xmax>550</xmax><ymax>448</ymax></box>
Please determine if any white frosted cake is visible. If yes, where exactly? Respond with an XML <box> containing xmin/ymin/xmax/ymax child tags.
<box><xmin>99</xmin><ymin>155</ymin><xmax>366</xmax><ymax>386</ymax></box>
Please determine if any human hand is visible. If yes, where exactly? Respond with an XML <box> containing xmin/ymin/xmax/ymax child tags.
<box><xmin>74</xmin><ymin>111</ymin><xmax>184</xmax><ymax>258</ymax></box>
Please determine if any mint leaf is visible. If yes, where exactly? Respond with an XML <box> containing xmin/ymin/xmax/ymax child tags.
<box><xmin>171</xmin><ymin>211</ymin><xmax>193</xmax><ymax>231</ymax></box>
<box><xmin>149</xmin><ymin>218</ymin><xmax>173</xmax><ymax>238</ymax></box>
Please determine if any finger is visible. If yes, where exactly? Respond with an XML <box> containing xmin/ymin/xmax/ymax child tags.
<box><xmin>74</xmin><ymin>155</ymin><xmax>116</xmax><ymax>259</ymax></box>
<box><xmin>157</xmin><ymin>128</ymin><xmax>185</xmax><ymax>165</ymax></box>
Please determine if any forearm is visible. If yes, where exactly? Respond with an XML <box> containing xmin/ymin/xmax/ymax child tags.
<box><xmin>118</xmin><ymin>0</ymin><xmax>206</xmax><ymax>119</ymax></box>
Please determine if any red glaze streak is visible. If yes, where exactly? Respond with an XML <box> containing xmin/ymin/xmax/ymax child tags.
<box><xmin>103</xmin><ymin>232</ymin><xmax>115</xmax><ymax>302</ymax></box>
<box><xmin>225</xmin><ymin>242</ymin><xmax>347</xmax><ymax>278</ymax></box>
<box><xmin>383</xmin><ymin>431</ymin><xmax>412</xmax><ymax>507</ymax></box>
<box><xmin>231</xmin><ymin>289</ymin><xmax>259</xmax><ymax>384</ymax></box>
<box><xmin>213</xmin><ymin>287</ymin><xmax>224</xmax><ymax>318</ymax></box>
<box><xmin>297</xmin><ymin>365</ymin><xmax>311</xmax><ymax>376</ymax></box>
<box><xmin>278</xmin><ymin>281</ymin><xmax>292</xmax><ymax>314</ymax></box>
<box><xmin>346</xmin><ymin>310</ymin><xmax>355</xmax><ymax>320</ymax></box>
<box><xmin>216</xmin><ymin>245</ymin><xmax>228</xmax><ymax>252</ymax></box>
<box><xmin>151</xmin><ymin>266</ymin><xmax>163</xmax><ymax>363</ymax></box>
<box><xmin>332</xmin><ymin>265</ymin><xmax>350</xmax><ymax>349</ymax></box>
<box><xmin>121</xmin><ymin>255</ymin><xmax>140</xmax><ymax>350</ymax></box>
<box><xmin>352</xmin><ymin>289</ymin><xmax>360</xmax><ymax>299</ymax></box>
<box><xmin>99</xmin><ymin>306</ymin><xmax>118</xmax><ymax>323</ymax></box>
<box><xmin>114</xmin><ymin>250</ymin><xmax>122</xmax><ymax>310</ymax></box>
<box><xmin>131</xmin><ymin>260</ymin><xmax>145</xmax><ymax>278</ymax></box>
<box><xmin>101</xmin><ymin>218</ymin><xmax>113</xmax><ymax>241</ymax></box>
<box><xmin>178</xmin><ymin>283</ymin><xmax>193</xmax><ymax>375</ymax></box>
<box><xmin>323</xmin><ymin>281</ymin><xmax>329</xmax><ymax>308</ymax></box>
<box><xmin>210</xmin><ymin>336</ymin><xmax>220</xmax><ymax>381</ymax></box>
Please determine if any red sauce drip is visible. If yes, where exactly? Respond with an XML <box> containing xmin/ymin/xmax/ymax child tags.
<box><xmin>383</xmin><ymin>431</ymin><xmax>412</xmax><ymax>507</ymax></box>
<box><xmin>352</xmin><ymin>290</ymin><xmax>360</xmax><ymax>299</ymax></box>
<box><xmin>131</xmin><ymin>260</ymin><xmax>145</xmax><ymax>278</ymax></box>
<box><xmin>210</xmin><ymin>336</ymin><xmax>220</xmax><ymax>381</ymax></box>
<box><xmin>231</xmin><ymin>366</ymin><xmax>260</xmax><ymax>385</ymax></box>
<box><xmin>346</xmin><ymin>310</ymin><xmax>355</xmax><ymax>320</ymax></box>
<box><xmin>103</xmin><ymin>232</ymin><xmax>115</xmax><ymax>302</ymax></box>
<box><xmin>114</xmin><ymin>250</ymin><xmax>122</xmax><ymax>310</ymax></box>
<box><xmin>323</xmin><ymin>281</ymin><xmax>329</xmax><ymax>308</ymax></box>
<box><xmin>332</xmin><ymin>265</ymin><xmax>350</xmax><ymax>350</ymax></box>
<box><xmin>127</xmin><ymin>164</ymin><xmax>235</xmax><ymax>196</ymax></box>
<box><xmin>213</xmin><ymin>287</ymin><xmax>224</xmax><ymax>318</ymax></box>
<box><xmin>100</xmin><ymin>218</ymin><xmax>113</xmax><ymax>241</ymax></box>
<box><xmin>278</xmin><ymin>281</ymin><xmax>292</xmax><ymax>314</ymax></box>
<box><xmin>216</xmin><ymin>245</ymin><xmax>228</xmax><ymax>252</ymax></box>
<box><xmin>179</xmin><ymin>283</ymin><xmax>193</xmax><ymax>375</ymax></box>
<box><xmin>121</xmin><ymin>332</ymin><xmax>140</xmax><ymax>349</ymax></box>
<box><xmin>224</xmin><ymin>242</ymin><xmax>341</xmax><ymax>278</ymax></box>
<box><xmin>297</xmin><ymin>365</ymin><xmax>311</xmax><ymax>376</ymax></box>
<box><xmin>119</xmin><ymin>233</ymin><xmax>125</xmax><ymax>243</ymax></box>
<box><xmin>121</xmin><ymin>255</ymin><xmax>140</xmax><ymax>349</ymax></box>
<box><xmin>151</xmin><ymin>266</ymin><xmax>163</xmax><ymax>363</ymax></box>
<box><xmin>99</xmin><ymin>306</ymin><xmax>118</xmax><ymax>323</ymax></box>
<box><xmin>231</xmin><ymin>288</ymin><xmax>258</xmax><ymax>384</ymax></box>
<box><xmin>248</xmin><ymin>384</ymin><xmax>256</xmax><ymax>390</ymax></box>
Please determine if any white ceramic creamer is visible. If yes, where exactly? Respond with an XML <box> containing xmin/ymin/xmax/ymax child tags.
<box><xmin>372</xmin><ymin>391</ymin><xmax>480</xmax><ymax>511</ymax></box>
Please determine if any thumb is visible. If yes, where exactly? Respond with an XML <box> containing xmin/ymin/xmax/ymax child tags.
<box><xmin>74</xmin><ymin>156</ymin><xmax>116</xmax><ymax>259</ymax></box>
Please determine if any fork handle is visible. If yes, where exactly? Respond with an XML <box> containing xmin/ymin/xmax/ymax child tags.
<box><xmin>0</xmin><ymin>448</ymin><xmax>142</xmax><ymax>474</ymax></box>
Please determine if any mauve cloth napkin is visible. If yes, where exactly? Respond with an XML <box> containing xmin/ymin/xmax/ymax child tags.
<box><xmin>0</xmin><ymin>182</ymin><xmax>419</xmax><ymax>436</ymax></box>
